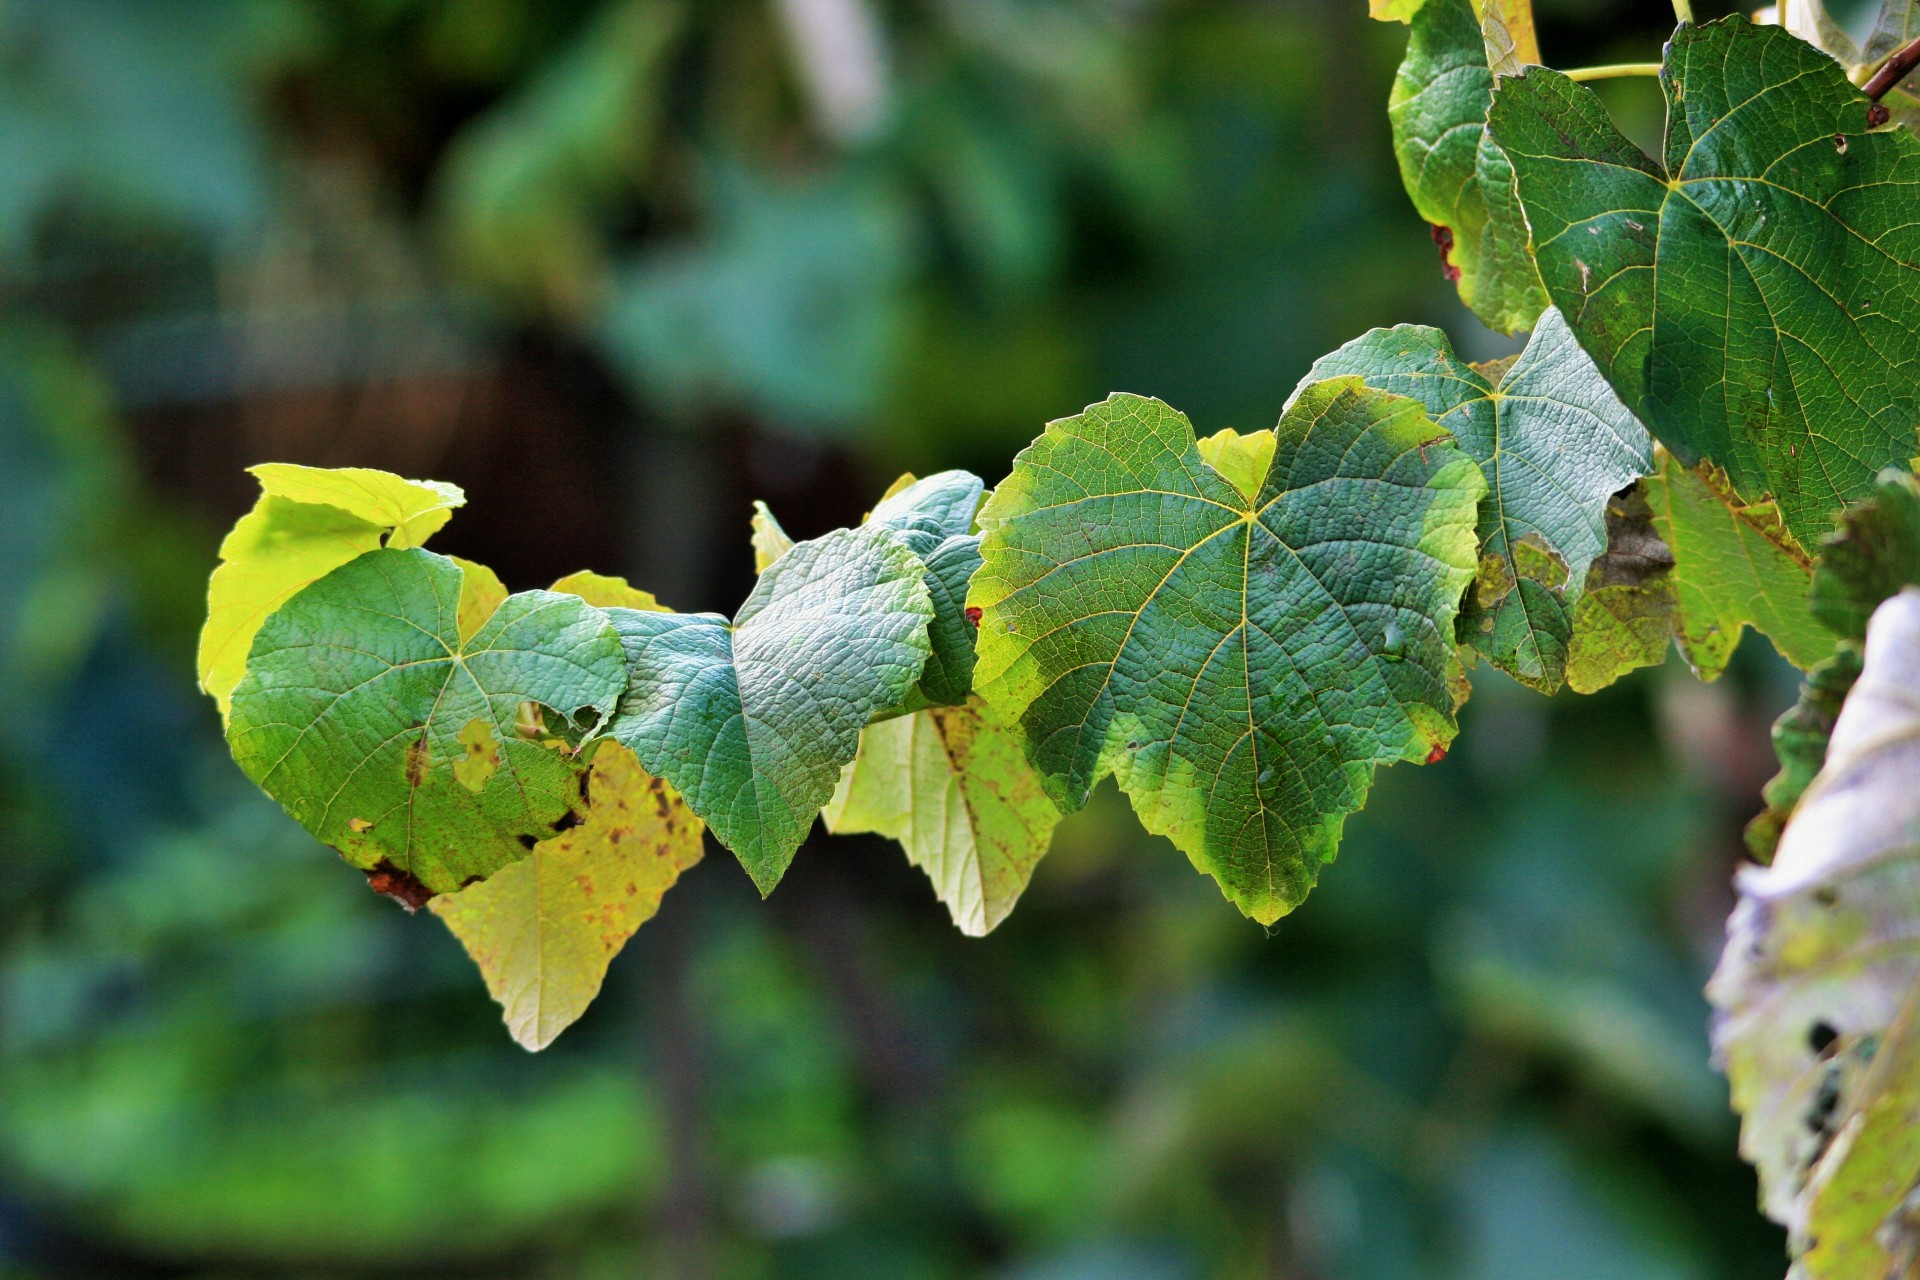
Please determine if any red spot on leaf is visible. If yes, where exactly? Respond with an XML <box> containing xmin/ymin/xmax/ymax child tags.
<box><xmin>1425</xmin><ymin>743</ymin><xmax>1448</xmax><ymax>765</ymax></box>
<box><xmin>1869</xmin><ymin>103</ymin><xmax>1891</xmax><ymax>128</ymax></box>
<box><xmin>964</xmin><ymin>607</ymin><xmax>983</xmax><ymax>626</ymax></box>
<box><xmin>1431</xmin><ymin>225</ymin><xmax>1461</xmax><ymax>283</ymax></box>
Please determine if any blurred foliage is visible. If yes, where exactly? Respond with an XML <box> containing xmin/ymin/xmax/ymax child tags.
<box><xmin>0</xmin><ymin>0</ymin><xmax>1805</xmax><ymax>1275</ymax></box>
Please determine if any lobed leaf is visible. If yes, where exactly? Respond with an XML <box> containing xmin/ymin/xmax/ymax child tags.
<box><xmin>602</xmin><ymin>526</ymin><xmax>933</xmax><ymax>894</ymax></box>
<box><xmin>1387</xmin><ymin>0</ymin><xmax>1549</xmax><ymax>333</ymax></box>
<box><xmin>969</xmin><ymin>383</ymin><xmax>1484</xmax><ymax>924</ymax></box>
<box><xmin>431</xmin><ymin>741</ymin><xmax>703</xmax><ymax>1051</ymax></box>
<box><xmin>1305</xmin><ymin>308</ymin><xmax>1650</xmax><ymax>691</ymax></box>
<box><xmin>1489</xmin><ymin>17</ymin><xmax>1920</xmax><ymax>547</ymax></box>
<box><xmin>1709</xmin><ymin>587</ymin><xmax>1920</xmax><ymax>1276</ymax></box>
<box><xmin>198</xmin><ymin>464</ymin><xmax>465</xmax><ymax>718</ymax></box>
<box><xmin>226</xmin><ymin>548</ymin><xmax>629</xmax><ymax>899</ymax></box>
<box><xmin>824</xmin><ymin>698</ymin><xmax>1061</xmax><ymax>937</ymax></box>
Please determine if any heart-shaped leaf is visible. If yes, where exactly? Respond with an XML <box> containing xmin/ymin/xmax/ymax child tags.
<box><xmin>227</xmin><ymin>548</ymin><xmax>629</xmax><ymax>898</ymax></box>
<box><xmin>969</xmin><ymin>382</ymin><xmax>1484</xmax><ymax>924</ymax></box>
<box><xmin>1304</xmin><ymin>307</ymin><xmax>1650</xmax><ymax>691</ymax></box>
<box><xmin>603</xmin><ymin>525</ymin><xmax>933</xmax><ymax>893</ymax></box>
<box><xmin>1489</xmin><ymin>16</ymin><xmax>1920</xmax><ymax>546</ymax></box>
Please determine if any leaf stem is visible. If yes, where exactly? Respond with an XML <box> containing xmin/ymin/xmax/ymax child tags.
<box><xmin>1563</xmin><ymin>62</ymin><xmax>1663</xmax><ymax>82</ymax></box>
<box><xmin>1670</xmin><ymin>0</ymin><xmax>1693</xmax><ymax>24</ymax></box>
<box><xmin>1864</xmin><ymin>35</ymin><xmax>1920</xmax><ymax>102</ymax></box>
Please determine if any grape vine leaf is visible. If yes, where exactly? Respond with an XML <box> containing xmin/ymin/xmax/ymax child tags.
<box><xmin>1709</xmin><ymin>587</ymin><xmax>1920</xmax><ymax>1277</ymax></box>
<box><xmin>227</xmin><ymin>548</ymin><xmax>629</xmax><ymax>898</ymax></box>
<box><xmin>1488</xmin><ymin>16</ymin><xmax>1920</xmax><ymax>548</ymax></box>
<box><xmin>431</xmin><ymin>741</ymin><xmax>704</xmax><ymax>1051</ymax></box>
<box><xmin>1647</xmin><ymin>453</ymin><xmax>1836</xmax><ymax>680</ymax></box>
<box><xmin>602</xmin><ymin>526</ymin><xmax>933</xmax><ymax>894</ymax></box>
<box><xmin>969</xmin><ymin>383</ymin><xmax>1484</xmax><ymax>924</ymax></box>
<box><xmin>1564</xmin><ymin>480</ymin><xmax>1677</xmax><ymax>693</ymax></box>
<box><xmin>198</xmin><ymin>464</ymin><xmax>465</xmax><ymax>717</ymax></box>
<box><xmin>1386</xmin><ymin>0</ymin><xmax>1549</xmax><ymax>334</ymax></box>
<box><xmin>823</xmin><ymin>699</ymin><xmax>1062</xmax><ymax>936</ymax></box>
<box><xmin>1303</xmin><ymin>308</ymin><xmax>1650</xmax><ymax>692</ymax></box>
<box><xmin>862</xmin><ymin>471</ymin><xmax>986</xmax><ymax>707</ymax></box>
<box><xmin>752</xmin><ymin>475</ymin><xmax>1058</xmax><ymax>932</ymax></box>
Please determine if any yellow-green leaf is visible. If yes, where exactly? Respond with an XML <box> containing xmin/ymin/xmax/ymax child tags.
<box><xmin>1647</xmin><ymin>454</ymin><xmax>1835</xmax><ymax>680</ymax></box>
<box><xmin>432</xmin><ymin>741</ymin><xmax>704</xmax><ymax>1050</ymax></box>
<box><xmin>824</xmin><ymin>699</ymin><xmax>1061</xmax><ymax>936</ymax></box>
<box><xmin>198</xmin><ymin>464</ymin><xmax>466</xmax><ymax>717</ymax></box>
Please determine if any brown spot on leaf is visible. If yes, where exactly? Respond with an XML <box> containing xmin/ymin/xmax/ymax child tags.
<box><xmin>1869</xmin><ymin>103</ymin><xmax>1891</xmax><ymax>128</ymax></box>
<box><xmin>404</xmin><ymin>734</ymin><xmax>430</xmax><ymax>787</ymax></box>
<box><xmin>364</xmin><ymin>860</ymin><xmax>434</xmax><ymax>911</ymax></box>
<box><xmin>1430</xmin><ymin>224</ymin><xmax>1461</xmax><ymax>282</ymax></box>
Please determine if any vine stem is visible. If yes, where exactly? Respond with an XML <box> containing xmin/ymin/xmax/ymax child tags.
<box><xmin>1563</xmin><ymin>62</ymin><xmax>1663</xmax><ymax>82</ymax></box>
<box><xmin>1864</xmin><ymin>35</ymin><xmax>1920</xmax><ymax>102</ymax></box>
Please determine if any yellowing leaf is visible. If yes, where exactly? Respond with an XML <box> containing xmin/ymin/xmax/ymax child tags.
<box><xmin>453</xmin><ymin>557</ymin><xmax>509</xmax><ymax>643</ymax></box>
<box><xmin>1648</xmin><ymin>454</ymin><xmax>1835</xmax><ymax>680</ymax></box>
<box><xmin>1195</xmin><ymin>428</ymin><xmax>1277</xmax><ymax>504</ymax></box>
<box><xmin>749</xmin><ymin>500</ymin><xmax>796</xmax><ymax>573</ymax></box>
<box><xmin>550</xmin><ymin>569</ymin><xmax>667</xmax><ymax>613</ymax></box>
<box><xmin>198</xmin><ymin>464</ymin><xmax>466</xmax><ymax>718</ymax></box>
<box><xmin>824</xmin><ymin>699</ymin><xmax>1061</xmax><ymax>936</ymax></box>
<box><xmin>432</xmin><ymin>742</ymin><xmax>704</xmax><ymax>1050</ymax></box>
<box><xmin>243</xmin><ymin>464</ymin><xmax>464</xmax><ymax>548</ymax></box>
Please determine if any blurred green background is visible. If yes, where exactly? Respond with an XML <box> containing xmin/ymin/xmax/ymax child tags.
<box><xmin>0</xmin><ymin>0</ymin><xmax>1810</xmax><ymax>1275</ymax></box>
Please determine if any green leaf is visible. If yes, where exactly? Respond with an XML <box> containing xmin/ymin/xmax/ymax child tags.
<box><xmin>431</xmin><ymin>741</ymin><xmax>704</xmax><ymax>1051</ymax></box>
<box><xmin>823</xmin><ymin>698</ymin><xmax>1061</xmax><ymax>936</ymax></box>
<box><xmin>198</xmin><ymin>464</ymin><xmax>466</xmax><ymax>717</ymax></box>
<box><xmin>603</xmin><ymin>526</ymin><xmax>933</xmax><ymax>894</ymax></box>
<box><xmin>1388</xmin><ymin>0</ymin><xmax>1550</xmax><ymax>333</ymax></box>
<box><xmin>1305</xmin><ymin>308</ymin><xmax>1651</xmax><ymax>692</ymax></box>
<box><xmin>969</xmin><ymin>384</ymin><xmax>1485</xmax><ymax>924</ymax></box>
<box><xmin>1488</xmin><ymin>16</ymin><xmax>1920</xmax><ymax>547</ymax></box>
<box><xmin>1810</xmin><ymin>467</ymin><xmax>1920</xmax><ymax>641</ymax></box>
<box><xmin>1647</xmin><ymin>454</ymin><xmax>1836</xmax><ymax>680</ymax></box>
<box><xmin>226</xmin><ymin>548</ymin><xmax>629</xmax><ymax>898</ymax></box>
<box><xmin>863</xmin><ymin>471</ymin><xmax>986</xmax><ymax>706</ymax></box>
<box><xmin>1709</xmin><ymin>587</ymin><xmax>1920</xmax><ymax>1277</ymax></box>
<box><xmin>1564</xmin><ymin>480</ymin><xmax>1677</xmax><ymax>694</ymax></box>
